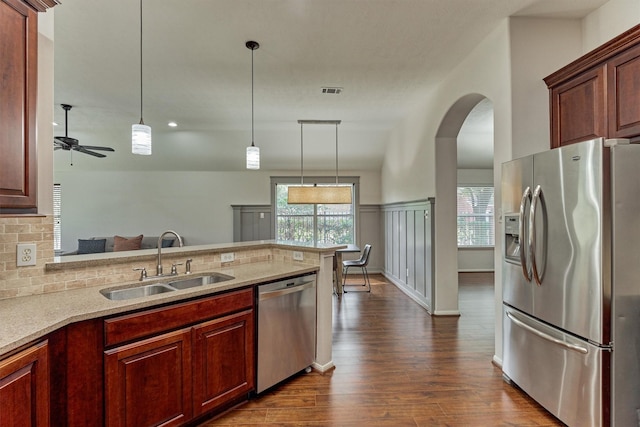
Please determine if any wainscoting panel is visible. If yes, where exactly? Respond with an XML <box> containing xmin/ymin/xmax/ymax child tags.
<box><xmin>382</xmin><ymin>199</ymin><xmax>434</xmax><ymax>312</ymax></box>
<box><xmin>231</xmin><ymin>205</ymin><xmax>274</xmax><ymax>242</ymax></box>
<box><xmin>357</xmin><ymin>205</ymin><xmax>384</xmax><ymax>273</ymax></box>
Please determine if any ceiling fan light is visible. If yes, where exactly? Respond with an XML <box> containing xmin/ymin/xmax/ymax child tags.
<box><xmin>132</xmin><ymin>123</ymin><xmax>152</xmax><ymax>155</ymax></box>
<box><xmin>246</xmin><ymin>145</ymin><xmax>260</xmax><ymax>169</ymax></box>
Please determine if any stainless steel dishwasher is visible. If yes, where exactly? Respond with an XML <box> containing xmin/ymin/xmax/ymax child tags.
<box><xmin>257</xmin><ymin>273</ymin><xmax>316</xmax><ymax>393</ymax></box>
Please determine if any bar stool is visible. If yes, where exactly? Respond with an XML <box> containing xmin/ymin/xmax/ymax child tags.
<box><xmin>342</xmin><ymin>244</ymin><xmax>372</xmax><ymax>293</ymax></box>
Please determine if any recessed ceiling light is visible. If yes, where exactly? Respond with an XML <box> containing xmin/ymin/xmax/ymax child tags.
<box><xmin>168</xmin><ymin>121</ymin><xmax>177</xmax><ymax>127</ymax></box>
<box><xmin>53</xmin><ymin>122</ymin><xmax>59</xmax><ymax>126</ymax></box>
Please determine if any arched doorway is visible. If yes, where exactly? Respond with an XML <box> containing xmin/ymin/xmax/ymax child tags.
<box><xmin>432</xmin><ymin>94</ymin><xmax>493</xmax><ymax>314</ymax></box>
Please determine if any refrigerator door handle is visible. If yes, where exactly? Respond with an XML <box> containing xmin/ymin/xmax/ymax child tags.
<box><xmin>529</xmin><ymin>184</ymin><xmax>545</xmax><ymax>286</ymax></box>
<box><xmin>519</xmin><ymin>186</ymin><xmax>532</xmax><ymax>282</ymax></box>
<box><xmin>506</xmin><ymin>312</ymin><xmax>588</xmax><ymax>354</ymax></box>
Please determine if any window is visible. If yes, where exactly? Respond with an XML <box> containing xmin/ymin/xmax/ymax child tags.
<box><xmin>54</xmin><ymin>184</ymin><xmax>62</xmax><ymax>252</ymax></box>
<box><xmin>457</xmin><ymin>186</ymin><xmax>494</xmax><ymax>247</ymax></box>
<box><xmin>272</xmin><ymin>178</ymin><xmax>358</xmax><ymax>245</ymax></box>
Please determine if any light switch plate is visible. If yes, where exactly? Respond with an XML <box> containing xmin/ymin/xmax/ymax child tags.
<box><xmin>221</xmin><ymin>252</ymin><xmax>235</xmax><ymax>263</ymax></box>
<box><xmin>293</xmin><ymin>251</ymin><xmax>304</xmax><ymax>261</ymax></box>
<box><xmin>17</xmin><ymin>243</ymin><xmax>37</xmax><ymax>266</ymax></box>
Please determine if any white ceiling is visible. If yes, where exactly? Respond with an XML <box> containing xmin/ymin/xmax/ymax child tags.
<box><xmin>52</xmin><ymin>0</ymin><xmax>608</xmax><ymax>172</ymax></box>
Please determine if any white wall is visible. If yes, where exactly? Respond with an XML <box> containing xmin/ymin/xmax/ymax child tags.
<box><xmin>583</xmin><ymin>0</ymin><xmax>640</xmax><ymax>52</ymax></box>
<box><xmin>37</xmin><ymin>10</ymin><xmax>55</xmax><ymax>215</ymax></box>
<box><xmin>55</xmin><ymin>169</ymin><xmax>381</xmax><ymax>252</ymax></box>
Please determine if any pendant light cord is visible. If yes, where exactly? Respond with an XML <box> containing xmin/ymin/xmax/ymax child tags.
<box><xmin>335</xmin><ymin>123</ymin><xmax>339</xmax><ymax>184</ymax></box>
<box><xmin>251</xmin><ymin>47</ymin><xmax>255</xmax><ymax>147</ymax></box>
<box><xmin>300</xmin><ymin>123</ymin><xmax>304</xmax><ymax>185</ymax></box>
<box><xmin>139</xmin><ymin>0</ymin><xmax>144</xmax><ymax>125</ymax></box>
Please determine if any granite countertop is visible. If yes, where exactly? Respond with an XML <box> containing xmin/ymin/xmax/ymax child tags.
<box><xmin>0</xmin><ymin>260</ymin><xmax>318</xmax><ymax>356</ymax></box>
<box><xmin>46</xmin><ymin>239</ymin><xmax>341</xmax><ymax>270</ymax></box>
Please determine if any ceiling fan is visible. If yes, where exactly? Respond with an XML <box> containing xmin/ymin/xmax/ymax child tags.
<box><xmin>54</xmin><ymin>104</ymin><xmax>115</xmax><ymax>158</ymax></box>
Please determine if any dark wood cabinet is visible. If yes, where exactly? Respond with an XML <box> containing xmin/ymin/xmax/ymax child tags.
<box><xmin>545</xmin><ymin>23</ymin><xmax>640</xmax><ymax>148</ymax></box>
<box><xmin>105</xmin><ymin>329</ymin><xmax>193</xmax><ymax>427</ymax></box>
<box><xmin>0</xmin><ymin>0</ymin><xmax>38</xmax><ymax>212</ymax></box>
<box><xmin>103</xmin><ymin>288</ymin><xmax>255</xmax><ymax>426</ymax></box>
<box><xmin>549</xmin><ymin>66</ymin><xmax>606</xmax><ymax>147</ymax></box>
<box><xmin>607</xmin><ymin>43</ymin><xmax>640</xmax><ymax>138</ymax></box>
<box><xmin>193</xmin><ymin>309</ymin><xmax>254</xmax><ymax>416</ymax></box>
<box><xmin>0</xmin><ymin>340</ymin><xmax>49</xmax><ymax>427</ymax></box>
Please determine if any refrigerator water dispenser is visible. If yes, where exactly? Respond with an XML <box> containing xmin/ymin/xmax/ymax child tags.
<box><xmin>504</xmin><ymin>214</ymin><xmax>520</xmax><ymax>263</ymax></box>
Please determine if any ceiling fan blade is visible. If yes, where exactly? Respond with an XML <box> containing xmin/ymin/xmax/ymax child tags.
<box><xmin>74</xmin><ymin>146</ymin><xmax>106</xmax><ymax>158</ymax></box>
<box><xmin>54</xmin><ymin>136</ymin><xmax>78</xmax><ymax>145</ymax></box>
<box><xmin>54</xmin><ymin>146</ymin><xmax>62</xmax><ymax>151</ymax></box>
<box><xmin>80</xmin><ymin>145</ymin><xmax>115</xmax><ymax>152</ymax></box>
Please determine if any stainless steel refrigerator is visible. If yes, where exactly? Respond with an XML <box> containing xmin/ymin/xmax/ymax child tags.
<box><xmin>501</xmin><ymin>137</ymin><xmax>640</xmax><ymax>427</ymax></box>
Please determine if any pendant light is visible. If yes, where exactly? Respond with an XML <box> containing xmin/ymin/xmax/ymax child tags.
<box><xmin>246</xmin><ymin>40</ymin><xmax>260</xmax><ymax>169</ymax></box>
<box><xmin>287</xmin><ymin>120</ymin><xmax>352</xmax><ymax>204</ymax></box>
<box><xmin>132</xmin><ymin>0</ymin><xmax>151</xmax><ymax>155</ymax></box>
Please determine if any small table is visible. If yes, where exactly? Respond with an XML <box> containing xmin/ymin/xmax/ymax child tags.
<box><xmin>334</xmin><ymin>244</ymin><xmax>360</xmax><ymax>295</ymax></box>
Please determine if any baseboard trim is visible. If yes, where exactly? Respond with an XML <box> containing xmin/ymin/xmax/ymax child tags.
<box><xmin>311</xmin><ymin>360</ymin><xmax>335</xmax><ymax>373</ymax></box>
<box><xmin>492</xmin><ymin>354</ymin><xmax>503</xmax><ymax>369</ymax></box>
<box><xmin>431</xmin><ymin>309</ymin><xmax>461</xmax><ymax>316</ymax></box>
<box><xmin>382</xmin><ymin>273</ymin><xmax>432</xmax><ymax>314</ymax></box>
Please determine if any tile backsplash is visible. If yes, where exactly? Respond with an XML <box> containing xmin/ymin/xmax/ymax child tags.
<box><xmin>0</xmin><ymin>215</ymin><xmax>54</xmax><ymax>299</ymax></box>
<box><xmin>0</xmin><ymin>215</ymin><xmax>320</xmax><ymax>300</ymax></box>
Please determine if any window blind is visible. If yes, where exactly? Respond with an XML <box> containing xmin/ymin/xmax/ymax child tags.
<box><xmin>457</xmin><ymin>186</ymin><xmax>494</xmax><ymax>247</ymax></box>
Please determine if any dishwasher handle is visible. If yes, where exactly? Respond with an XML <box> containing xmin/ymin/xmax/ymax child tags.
<box><xmin>258</xmin><ymin>280</ymin><xmax>315</xmax><ymax>301</ymax></box>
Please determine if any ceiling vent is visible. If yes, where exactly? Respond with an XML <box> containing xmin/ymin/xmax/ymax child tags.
<box><xmin>321</xmin><ymin>87</ymin><xmax>343</xmax><ymax>95</ymax></box>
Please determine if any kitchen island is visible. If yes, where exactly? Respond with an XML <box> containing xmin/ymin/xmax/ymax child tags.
<box><xmin>0</xmin><ymin>240</ymin><xmax>340</xmax><ymax>426</ymax></box>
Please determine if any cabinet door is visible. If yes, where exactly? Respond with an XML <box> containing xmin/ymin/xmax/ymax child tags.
<box><xmin>608</xmin><ymin>43</ymin><xmax>640</xmax><ymax>138</ymax></box>
<box><xmin>0</xmin><ymin>340</ymin><xmax>49</xmax><ymax>427</ymax></box>
<box><xmin>104</xmin><ymin>329</ymin><xmax>192</xmax><ymax>427</ymax></box>
<box><xmin>0</xmin><ymin>0</ymin><xmax>37</xmax><ymax>211</ymax></box>
<box><xmin>192</xmin><ymin>309</ymin><xmax>254</xmax><ymax>416</ymax></box>
<box><xmin>550</xmin><ymin>66</ymin><xmax>606</xmax><ymax>148</ymax></box>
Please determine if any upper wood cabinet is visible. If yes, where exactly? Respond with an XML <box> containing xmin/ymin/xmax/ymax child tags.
<box><xmin>545</xmin><ymin>24</ymin><xmax>640</xmax><ymax>148</ymax></box>
<box><xmin>0</xmin><ymin>0</ymin><xmax>38</xmax><ymax>212</ymax></box>
<box><xmin>549</xmin><ymin>66</ymin><xmax>606</xmax><ymax>147</ymax></box>
<box><xmin>607</xmin><ymin>43</ymin><xmax>640</xmax><ymax>138</ymax></box>
<box><xmin>0</xmin><ymin>0</ymin><xmax>58</xmax><ymax>213</ymax></box>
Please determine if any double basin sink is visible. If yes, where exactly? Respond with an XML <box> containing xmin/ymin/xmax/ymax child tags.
<box><xmin>100</xmin><ymin>272</ymin><xmax>235</xmax><ymax>301</ymax></box>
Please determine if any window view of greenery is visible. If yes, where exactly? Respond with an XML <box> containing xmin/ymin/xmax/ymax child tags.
<box><xmin>457</xmin><ymin>186</ymin><xmax>494</xmax><ymax>247</ymax></box>
<box><xmin>276</xmin><ymin>184</ymin><xmax>354</xmax><ymax>245</ymax></box>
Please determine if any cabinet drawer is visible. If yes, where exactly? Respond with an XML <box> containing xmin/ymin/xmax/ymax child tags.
<box><xmin>104</xmin><ymin>288</ymin><xmax>253</xmax><ymax>347</ymax></box>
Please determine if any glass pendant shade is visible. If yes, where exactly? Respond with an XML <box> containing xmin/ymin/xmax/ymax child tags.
<box><xmin>246</xmin><ymin>145</ymin><xmax>260</xmax><ymax>169</ymax></box>
<box><xmin>246</xmin><ymin>40</ymin><xmax>260</xmax><ymax>169</ymax></box>
<box><xmin>132</xmin><ymin>0</ymin><xmax>151</xmax><ymax>156</ymax></box>
<box><xmin>132</xmin><ymin>123</ymin><xmax>152</xmax><ymax>155</ymax></box>
<box><xmin>287</xmin><ymin>186</ymin><xmax>352</xmax><ymax>204</ymax></box>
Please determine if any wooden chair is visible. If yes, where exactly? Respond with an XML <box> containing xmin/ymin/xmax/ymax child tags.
<box><xmin>342</xmin><ymin>244</ymin><xmax>372</xmax><ymax>293</ymax></box>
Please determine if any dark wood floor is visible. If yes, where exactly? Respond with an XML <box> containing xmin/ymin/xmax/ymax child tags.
<box><xmin>199</xmin><ymin>273</ymin><xmax>563</xmax><ymax>426</ymax></box>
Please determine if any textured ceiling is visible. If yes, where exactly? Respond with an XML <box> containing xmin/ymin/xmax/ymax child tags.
<box><xmin>53</xmin><ymin>0</ymin><xmax>608</xmax><ymax>172</ymax></box>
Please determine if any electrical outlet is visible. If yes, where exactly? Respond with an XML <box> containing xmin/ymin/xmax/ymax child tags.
<box><xmin>293</xmin><ymin>251</ymin><xmax>304</xmax><ymax>261</ymax></box>
<box><xmin>221</xmin><ymin>252</ymin><xmax>235</xmax><ymax>263</ymax></box>
<box><xmin>17</xmin><ymin>243</ymin><xmax>37</xmax><ymax>267</ymax></box>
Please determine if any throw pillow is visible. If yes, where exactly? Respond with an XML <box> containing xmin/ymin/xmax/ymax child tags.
<box><xmin>77</xmin><ymin>238</ymin><xmax>106</xmax><ymax>254</ymax></box>
<box><xmin>161</xmin><ymin>238</ymin><xmax>175</xmax><ymax>248</ymax></box>
<box><xmin>113</xmin><ymin>234</ymin><xmax>143</xmax><ymax>252</ymax></box>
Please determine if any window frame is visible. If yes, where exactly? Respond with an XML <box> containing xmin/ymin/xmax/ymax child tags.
<box><xmin>54</xmin><ymin>183</ymin><xmax>62</xmax><ymax>253</ymax></box>
<box><xmin>456</xmin><ymin>184</ymin><xmax>495</xmax><ymax>248</ymax></box>
<box><xmin>271</xmin><ymin>176</ymin><xmax>360</xmax><ymax>245</ymax></box>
